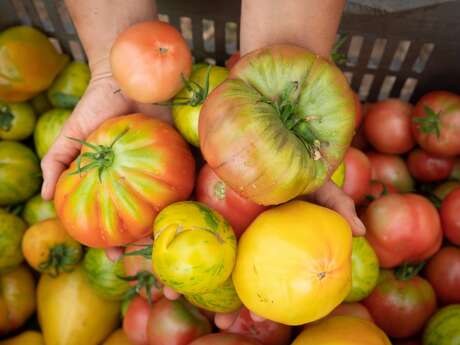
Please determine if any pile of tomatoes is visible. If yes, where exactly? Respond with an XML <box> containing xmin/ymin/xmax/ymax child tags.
<box><xmin>1</xmin><ymin>20</ymin><xmax>460</xmax><ymax>345</ymax></box>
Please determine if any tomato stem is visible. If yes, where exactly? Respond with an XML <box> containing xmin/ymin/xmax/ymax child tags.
<box><xmin>412</xmin><ymin>106</ymin><xmax>441</xmax><ymax>138</ymax></box>
<box><xmin>0</xmin><ymin>104</ymin><xmax>14</xmax><ymax>131</ymax></box>
<box><xmin>123</xmin><ymin>245</ymin><xmax>152</xmax><ymax>259</ymax></box>
<box><xmin>39</xmin><ymin>243</ymin><xmax>81</xmax><ymax>277</ymax></box>
<box><xmin>120</xmin><ymin>270</ymin><xmax>159</xmax><ymax>305</ymax></box>
<box><xmin>394</xmin><ymin>262</ymin><xmax>425</xmax><ymax>281</ymax></box>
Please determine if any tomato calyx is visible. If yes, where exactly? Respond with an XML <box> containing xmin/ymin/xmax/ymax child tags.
<box><xmin>213</xmin><ymin>181</ymin><xmax>226</xmax><ymax>200</ymax></box>
<box><xmin>330</xmin><ymin>34</ymin><xmax>348</xmax><ymax>66</ymax></box>
<box><xmin>0</xmin><ymin>104</ymin><xmax>14</xmax><ymax>131</ymax></box>
<box><xmin>38</xmin><ymin>243</ymin><xmax>81</xmax><ymax>277</ymax></box>
<box><xmin>394</xmin><ymin>262</ymin><xmax>425</xmax><ymax>281</ymax></box>
<box><xmin>413</xmin><ymin>106</ymin><xmax>441</xmax><ymax>138</ymax></box>
<box><xmin>121</xmin><ymin>270</ymin><xmax>160</xmax><ymax>304</ymax></box>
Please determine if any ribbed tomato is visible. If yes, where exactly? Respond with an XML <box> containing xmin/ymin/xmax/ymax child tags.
<box><xmin>423</xmin><ymin>305</ymin><xmax>460</xmax><ymax>345</ymax></box>
<box><xmin>54</xmin><ymin>114</ymin><xmax>195</xmax><ymax>247</ymax></box>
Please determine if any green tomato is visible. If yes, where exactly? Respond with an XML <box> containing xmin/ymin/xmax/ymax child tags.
<box><xmin>423</xmin><ymin>304</ymin><xmax>460</xmax><ymax>345</ymax></box>
<box><xmin>34</xmin><ymin>108</ymin><xmax>71</xmax><ymax>159</ymax></box>
<box><xmin>153</xmin><ymin>201</ymin><xmax>237</xmax><ymax>295</ymax></box>
<box><xmin>345</xmin><ymin>237</ymin><xmax>380</xmax><ymax>302</ymax></box>
<box><xmin>0</xmin><ymin>101</ymin><xmax>36</xmax><ymax>140</ymax></box>
<box><xmin>47</xmin><ymin>61</ymin><xmax>90</xmax><ymax>109</ymax></box>
<box><xmin>31</xmin><ymin>92</ymin><xmax>52</xmax><ymax>114</ymax></box>
<box><xmin>172</xmin><ymin>65</ymin><xmax>228</xmax><ymax>147</ymax></box>
<box><xmin>0</xmin><ymin>209</ymin><xmax>27</xmax><ymax>272</ymax></box>
<box><xmin>0</xmin><ymin>141</ymin><xmax>41</xmax><ymax>206</ymax></box>
<box><xmin>82</xmin><ymin>248</ymin><xmax>130</xmax><ymax>301</ymax></box>
<box><xmin>22</xmin><ymin>194</ymin><xmax>56</xmax><ymax>225</ymax></box>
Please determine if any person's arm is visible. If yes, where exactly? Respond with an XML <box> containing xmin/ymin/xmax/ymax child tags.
<box><xmin>240</xmin><ymin>0</ymin><xmax>345</xmax><ymax>57</ymax></box>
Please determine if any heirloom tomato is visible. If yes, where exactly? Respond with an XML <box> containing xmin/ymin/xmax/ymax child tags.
<box><xmin>34</xmin><ymin>108</ymin><xmax>71</xmax><ymax>159</ymax></box>
<box><xmin>123</xmin><ymin>296</ymin><xmax>150</xmax><ymax>345</ymax></box>
<box><xmin>0</xmin><ymin>101</ymin><xmax>36</xmax><ymax>140</ymax></box>
<box><xmin>423</xmin><ymin>305</ymin><xmax>460</xmax><ymax>345</ymax></box>
<box><xmin>440</xmin><ymin>187</ymin><xmax>460</xmax><ymax>245</ymax></box>
<box><xmin>342</xmin><ymin>147</ymin><xmax>371</xmax><ymax>204</ymax></box>
<box><xmin>407</xmin><ymin>148</ymin><xmax>454</xmax><ymax>182</ymax></box>
<box><xmin>189</xmin><ymin>333</ymin><xmax>260</xmax><ymax>345</ymax></box>
<box><xmin>22</xmin><ymin>194</ymin><xmax>57</xmax><ymax>225</ymax></box>
<box><xmin>367</xmin><ymin>152</ymin><xmax>414</xmax><ymax>192</ymax></box>
<box><xmin>0</xmin><ymin>210</ymin><xmax>26</xmax><ymax>271</ymax></box>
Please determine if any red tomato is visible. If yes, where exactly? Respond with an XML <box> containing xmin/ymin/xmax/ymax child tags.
<box><xmin>411</xmin><ymin>91</ymin><xmax>460</xmax><ymax>157</ymax></box>
<box><xmin>225</xmin><ymin>307</ymin><xmax>291</xmax><ymax>345</ymax></box>
<box><xmin>353</xmin><ymin>93</ymin><xmax>363</xmax><ymax>129</ymax></box>
<box><xmin>123</xmin><ymin>237</ymin><xmax>162</xmax><ymax>302</ymax></box>
<box><xmin>451</xmin><ymin>158</ymin><xmax>460</xmax><ymax>180</ymax></box>
<box><xmin>195</xmin><ymin>164</ymin><xmax>267</xmax><ymax>238</ymax></box>
<box><xmin>225</xmin><ymin>52</ymin><xmax>241</xmax><ymax>70</ymax></box>
<box><xmin>111</xmin><ymin>21</ymin><xmax>192</xmax><ymax>103</ymax></box>
<box><xmin>363</xmin><ymin>270</ymin><xmax>437</xmax><ymax>339</ymax></box>
<box><xmin>342</xmin><ymin>148</ymin><xmax>371</xmax><ymax>204</ymax></box>
<box><xmin>407</xmin><ymin>148</ymin><xmax>454</xmax><ymax>182</ymax></box>
<box><xmin>363</xmin><ymin>193</ymin><xmax>442</xmax><ymax>268</ymax></box>
<box><xmin>367</xmin><ymin>152</ymin><xmax>414</xmax><ymax>192</ymax></box>
<box><xmin>123</xmin><ymin>296</ymin><xmax>150</xmax><ymax>345</ymax></box>
<box><xmin>425</xmin><ymin>246</ymin><xmax>460</xmax><ymax>304</ymax></box>
<box><xmin>147</xmin><ymin>298</ymin><xmax>211</xmax><ymax>345</ymax></box>
<box><xmin>351</xmin><ymin>103</ymin><xmax>373</xmax><ymax>150</ymax></box>
<box><xmin>189</xmin><ymin>333</ymin><xmax>261</xmax><ymax>345</ymax></box>
<box><xmin>364</xmin><ymin>99</ymin><xmax>415</xmax><ymax>154</ymax></box>
<box><xmin>327</xmin><ymin>303</ymin><xmax>374</xmax><ymax>322</ymax></box>
<box><xmin>440</xmin><ymin>188</ymin><xmax>460</xmax><ymax>245</ymax></box>
<box><xmin>364</xmin><ymin>180</ymin><xmax>397</xmax><ymax>204</ymax></box>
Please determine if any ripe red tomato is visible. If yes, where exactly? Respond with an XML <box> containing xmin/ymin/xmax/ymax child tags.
<box><xmin>123</xmin><ymin>296</ymin><xmax>150</xmax><ymax>345</ymax></box>
<box><xmin>351</xmin><ymin>103</ymin><xmax>373</xmax><ymax>151</ymax></box>
<box><xmin>451</xmin><ymin>158</ymin><xmax>460</xmax><ymax>180</ymax></box>
<box><xmin>196</xmin><ymin>164</ymin><xmax>267</xmax><ymax>238</ymax></box>
<box><xmin>411</xmin><ymin>91</ymin><xmax>460</xmax><ymax>157</ymax></box>
<box><xmin>225</xmin><ymin>52</ymin><xmax>241</xmax><ymax>70</ymax></box>
<box><xmin>363</xmin><ymin>193</ymin><xmax>442</xmax><ymax>268</ymax></box>
<box><xmin>225</xmin><ymin>307</ymin><xmax>291</xmax><ymax>345</ymax></box>
<box><xmin>425</xmin><ymin>246</ymin><xmax>460</xmax><ymax>304</ymax></box>
<box><xmin>364</xmin><ymin>99</ymin><xmax>415</xmax><ymax>154</ymax></box>
<box><xmin>440</xmin><ymin>187</ymin><xmax>460</xmax><ymax>245</ymax></box>
<box><xmin>363</xmin><ymin>269</ymin><xmax>437</xmax><ymax>339</ymax></box>
<box><xmin>147</xmin><ymin>298</ymin><xmax>211</xmax><ymax>345</ymax></box>
<box><xmin>327</xmin><ymin>303</ymin><xmax>373</xmax><ymax>322</ymax></box>
<box><xmin>342</xmin><ymin>148</ymin><xmax>371</xmax><ymax>204</ymax></box>
<box><xmin>367</xmin><ymin>152</ymin><xmax>414</xmax><ymax>192</ymax></box>
<box><xmin>189</xmin><ymin>333</ymin><xmax>261</xmax><ymax>345</ymax></box>
<box><xmin>363</xmin><ymin>180</ymin><xmax>397</xmax><ymax>206</ymax></box>
<box><xmin>353</xmin><ymin>93</ymin><xmax>363</xmax><ymax>129</ymax></box>
<box><xmin>111</xmin><ymin>21</ymin><xmax>192</xmax><ymax>103</ymax></box>
<box><xmin>407</xmin><ymin>148</ymin><xmax>454</xmax><ymax>182</ymax></box>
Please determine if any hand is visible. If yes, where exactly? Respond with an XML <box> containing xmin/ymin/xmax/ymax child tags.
<box><xmin>41</xmin><ymin>74</ymin><xmax>171</xmax><ymax>200</ymax></box>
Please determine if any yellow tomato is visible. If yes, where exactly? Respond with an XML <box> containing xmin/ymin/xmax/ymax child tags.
<box><xmin>102</xmin><ymin>329</ymin><xmax>133</xmax><ymax>345</ymax></box>
<box><xmin>291</xmin><ymin>316</ymin><xmax>391</xmax><ymax>345</ymax></box>
<box><xmin>331</xmin><ymin>162</ymin><xmax>345</xmax><ymax>187</ymax></box>
<box><xmin>0</xmin><ymin>331</ymin><xmax>44</xmax><ymax>345</ymax></box>
<box><xmin>37</xmin><ymin>266</ymin><xmax>120</xmax><ymax>345</ymax></box>
<box><xmin>233</xmin><ymin>200</ymin><xmax>352</xmax><ymax>325</ymax></box>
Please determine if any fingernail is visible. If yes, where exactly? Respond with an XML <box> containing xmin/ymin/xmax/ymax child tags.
<box><xmin>353</xmin><ymin>217</ymin><xmax>366</xmax><ymax>236</ymax></box>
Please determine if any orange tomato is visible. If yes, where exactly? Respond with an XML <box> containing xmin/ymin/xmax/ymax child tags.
<box><xmin>102</xmin><ymin>329</ymin><xmax>133</xmax><ymax>345</ymax></box>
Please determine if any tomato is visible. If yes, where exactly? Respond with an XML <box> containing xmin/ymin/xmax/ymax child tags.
<box><xmin>0</xmin><ymin>210</ymin><xmax>26</xmax><ymax>271</ymax></box>
<box><xmin>225</xmin><ymin>307</ymin><xmax>291</xmax><ymax>345</ymax></box>
<box><xmin>363</xmin><ymin>180</ymin><xmax>397</xmax><ymax>206</ymax></box>
<box><xmin>422</xmin><ymin>304</ymin><xmax>460</xmax><ymax>345</ymax></box>
<box><xmin>364</xmin><ymin>99</ymin><xmax>415</xmax><ymax>154</ymax></box>
<box><xmin>0</xmin><ymin>331</ymin><xmax>44</xmax><ymax>345</ymax></box>
<box><xmin>102</xmin><ymin>329</ymin><xmax>132</xmax><ymax>345</ymax></box>
<box><xmin>189</xmin><ymin>333</ymin><xmax>260</xmax><ymax>345</ymax></box>
<box><xmin>412</xmin><ymin>91</ymin><xmax>460</xmax><ymax>157</ymax></box>
<box><xmin>185</xmin><ymin>277</ymin><xmax>242</xmax><ymax>313</ymax></box>
<box><xmin>196</xmin><ymin>164</ymin><xmax>267</xmax><ymax>238</ymax></box>
<box><xmin>292</xmin><ymin>316</ymin><xmax>391</xmax><ymax>345</ymax></box>
<box><xmin>111</xmin><ymin>21</ymin><xmax>192</xmax><ymax>103</ymax></box>
<box><xmin>407</xmin><ymin>148</ymin><xmax>454</xmax><ymax>182</ymax></box>
<box><xmin>22</xmin><ymin>194</ymin><xmax>56</xmax><ymax>225</ymax></box>
<box><xmin>440</xmin><ymin>187</ymin><xmax>460</xmax><ymax>245</ymax></box>
<box><xmin>367</xmin><ymin>152</ymin><xmax>414</xmax><ymax>192</ymax></box>
<box><xmin>425</xmin><ymin>246</ymin><xmax>460</xmax><ymax>304</ymax></box>
<box><xmin>342</xmin><ymin>148</ymin><xmax>371</xmax><ymax>204</ymax></box>
<box><xmin>0</xmin><ymin>26</ymin><xmax>68</xmax><ymax>102</ymax></box>
<box><xmin>345</xmin><ymin>237</ymin><xmax>379</xmax><ymax>302</ymax></box>
<box><xmin>353</xmin><ymin>93</ymin><xmax>363</xmax><ymax>129</ymax></box>
<box><xmin>0</xmin><ymin>265</ymin><xmax>36</xmax><ymax>335</ymax></box>
<box><xmin>55</xmin><ymin>114</ymin><xmax>195</xmax><ymax>248</ymax></box>
<box><xmin>123</xmin><ymin>296</ymin><xmax>150</xmax><ymax>345</ymax></box>
<box><xmin>147</xmin><ymin>298</ymin><xmax>211</xmax><ymax>345</ymax></box>
<box><xmin>22</xmin><ymin>219</ymin><xmax>82</xmax><ymax>275</ymax></box>
<box><xmin>233</xmin><ymin>201</ymin><xmax>352</xmax><ymax>325</ymax></box>
<box><xmin>34</xmin><ymin>108</ymin><xmax>71</xmax><ymax>159</ymax></box>
<box><xmin>331</xmin><ymin>162</ymin><xmax>345</xmax><ymax>187</ymax></box>
<box><xmin>31</xmin><ymin>93</ymin><xmax>52</xmax><ymax>114</ymax></box>
<box><xmin>47</xmin><ymin>61</ymin><xmax>90</xmax><ymax>109</ymax></box>
<box><xmin>225</xmin><ymin>51</ymin><xmax>241</xmax><ymax>70</ymax></box>
<box><xmin>327</xmin><ymin>302</ymin><xmax>373</xmax><ymax>321</ymax></box>
<box><xmin>37</xmin><ymin>266</ymin><xmax>120</xmax><ymax>345</ymax></box>
<box><xmin>0</xmin><ymin>101</ymin><xmax>36</xmax><ymax>140</ymax></box>
<box><xmin>83</xmin><ymin>248</ymin><xmax>130</xmax><ymax>300</ymax></box>
<box><xmin>363</xmin><ymin>269</ymin><xmax>436</xmax><ymax>338</ymax></box>
<box><xmin>394</xmin><ymin>341</ymin><xmax>421</xmax><ymax>345</ymax></box>
<box><xmin>153</xmin><ymin>201</ymin><xmax>236</xmax><ymax>295</ymax></box>
<box><xmin>451</xmin><ymin>158</ymin><xmax>460</xmax><ymax>180</ymax></box>
<box><xmin>364</xmin><ymin>194</ymin><xmax>442</xmax><ymax>268</ymax></box>
<box><xmin>199</xmin><ymin>45</ymin><xmax>355</xmax><ymax>205</ymax></box>
<box><xmin>172</xmin><ymin>65</ymin><xmax>228</xmax><ymax>146</ymax></box>
<box><xmin>0</xmin><ymin>141</ymin><xmax>41</xmax><ymax>205</ymax></box>
<box><xmin>433</xmin><ymin>181</ymin><xmax>460</xmax><ymax>200</ymax></box>
<box><xmin>123</xmin><ymin>238</ymin><xmax>162</xmax><ymax>303</ymax></box>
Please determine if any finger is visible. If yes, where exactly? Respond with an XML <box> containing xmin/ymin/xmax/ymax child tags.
<box><xmin>105</xmin><ymin>247</ymin><xmax>124</xmax><ymax>262</ymax></box>
<box><xmin>163</xmin><ymin>286</ymin><xmax>181</xmax><ymax>300</ymax></box>
<box><xmin>214</xmin><ymin>311</ymin><xmax>239</xmax><ymax>330</ymax></box>
<box><xmin>249</xmin><ymin>311</ymin><xmax>266</xmax><ymax>322</ymax></box>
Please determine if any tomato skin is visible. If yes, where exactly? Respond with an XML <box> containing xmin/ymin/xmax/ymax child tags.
<box><xmin>0</xmin><ymin>141</ymin><xmax>41</xmax><ymax>205</ymax></box>
<box><xmin>422</xmin><ymin>305</ymin><xmax>460</xmax><ymax>345</ymax></box>
<box><xmin>102</xmin><ymin>329</ymin><xmax>131</xmax><ymax>345</ymax></box>
<box><xmin>0</xmin><ymin>101</ymin><xmax>36</xmax><ymax>140</ymax></box>
<box><xmin>327</xmin><ymin>302</ymin><xmax>373</xmax><ymax>321</ymax></box>
<box><xmin>363</xmin><ymin>270</ymin><xmax>436</xmax><ymax>338</ymax></box>
<box><xmin>55</xmin><ymin>114</ymin><xmax>195</xmax><ymax>248</ymax></box>
<box><xmin>111</xmin><ymin>21</ymin><xmax>192</xmax><ymax>103</ymax></box>
<box><xmin>407</xmin><ymin>148</ymin><xmax>454</xmax><ymax>182</ymax></box>
<box><xmin>425</xmin><ymin>246</ymin><xmax>460</xmax><ymax>304</ymax></box>
<box><xmin>189</xmin><ymin>333</ymin><xmax>261</xmax><ymax>345</ymax></box>
<box><xmin>364</xmin><ymin>99</ymin><xmax>415</xmax><ymax>154</ymax></box>
<box><xmin>433</xmin><ymin>181</ymin><xmax>460</xmax><ymax>200</ymax></box>
<box><xmin>123</xmin><ymin>296</ymin><xmax>150</xmax><ymax>345</ymax></box>
<box><xmin>34</xmin><ymin>108</ymin><xmax>71</xmax><ymax>159</ymax></box>
<box><xmin>412</xmin><ymin>91</ymin><xmax>460</xmax><ymax>157</ymax></box>
<box><xmin>196</xmin><ymin>164</ymin><xmax>267</xmax><ymax>238</ymax></box>
<box><xmin>362</xmin><ymin>180</ymin><xmax>397</xmax><ymax>207</ymax></box>
<box><xmin>0</xmin><ymin>330</ymin><xmax>44</xmax><ymax>345</ymax></box>
<box><xmin>451</xmin><ymin>158</ymin><xmax>460</xmax><ymax>180</ymax></box>
<box><xmin>225</xmin><ymin>52</ymin><xmax>241</xmax><ymax>70</ymax></box>
<box><xmin>200</xmin><ymin>45</ymin><xmax>355</xmax><ymax>205</ymax></box>
<box><xmin>0</xmin><ymin>265</ymin><xmax>36</xmax><ymax>335</ymax></box>
<box><xmin>364</xmin><ymin>194</ymin><xmax>442</xmax><ymax>268</ymax></box>
<box><xmin>367</xmin><ymin>152</ymin><xmax>414</xmax><ymax>192</ymax></box>
<box><xmin>440</xmin><ymin>187</ymin><xmax>460</xmax><ymax>245</ymax></box>
<box><xmin>342</xmin><ymin>148</ymin><xmax>371</xmax><ymax>204</ymax></box>
<box><xmin>147</xmin><ymin>298</ymin><xmax>212</xmax><ymax>345</ymax></box>
<box><xmin>0</xmin><ymin>210</ymin><xmax>26</xmax><ymax>272</ymax></box>
<box><xmin>22</xmin><ymin>194</ymin><xmax>57</xmax><ymax>225</ymax></box>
